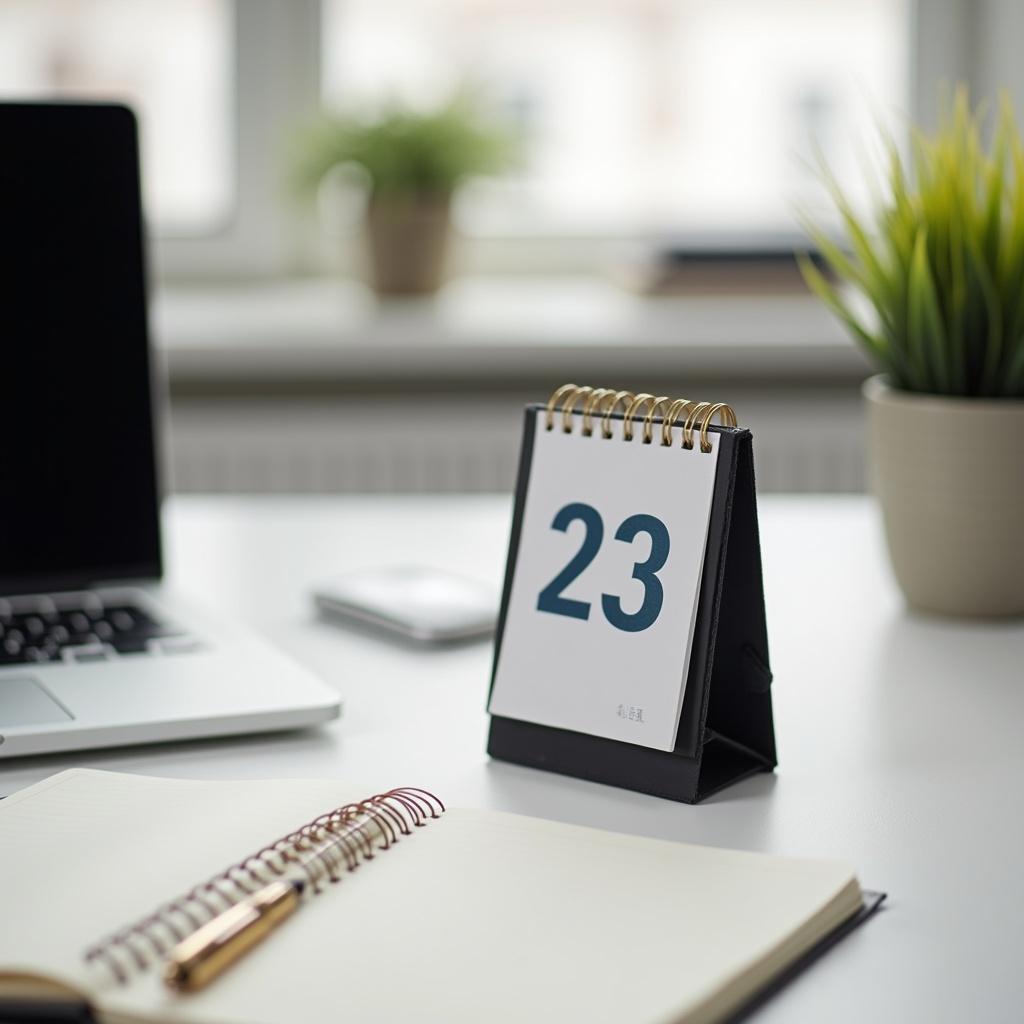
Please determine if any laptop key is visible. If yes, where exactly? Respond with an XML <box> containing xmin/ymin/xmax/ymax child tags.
<box><xmin>64</xmin><ymin>633</ymin><xmax>99</xmax><ymax>648</ymax></box>
<box><xmin>120</xmin><ymin>625</ymin><xmax>183</xmax><ymax>642</ymax></box>
<box><xmin>63</xmin><ymin>643</ymin><xmax>114</xmax><ymax>663</ymax></box>
<box><xmin>109</xmin><ymin>610</ymin><xmax>133</xmax><ymax>631</ymax></box>
<box><xmin>111</xmin><ymin>636</ymin><xmax>154</xmax><ymax>655</ymax></box>
<box><xmin>67</xmin><ymin>612</ymin><xmax>91</xmax><ymax>634</ymax></box>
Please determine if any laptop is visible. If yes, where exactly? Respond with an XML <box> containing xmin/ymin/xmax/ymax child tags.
<box><xmin>0</xmin><ymin>102</ymin><xmax>341</xmax><ymax>758</ymax></box>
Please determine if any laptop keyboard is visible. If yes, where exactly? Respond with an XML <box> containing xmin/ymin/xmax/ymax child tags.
<box><xmin>0</xmin><ymin>595</ymin><xmax>196</xmax><ymax>666</ymax></box>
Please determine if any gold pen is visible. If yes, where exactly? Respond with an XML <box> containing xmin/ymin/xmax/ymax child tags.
<box><xmin>162</xmin><ymin>878</ymin><xmax>305</xmax><ymax>992</ymax></box>
<box><xmin>163</xmin><ymin>809</ymin><xmax>389</xmax><ymax>992</ymax></box>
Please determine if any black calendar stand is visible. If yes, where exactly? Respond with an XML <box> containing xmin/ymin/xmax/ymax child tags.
<box><xmin>487</xmin><ymin>406</ymin><xmax>777</xmax><ymax>804</ymax></box>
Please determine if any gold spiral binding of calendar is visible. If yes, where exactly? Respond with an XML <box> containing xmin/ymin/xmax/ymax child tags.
<box><xmin>82</xmin><ymin>787</ymin><xmax>444</xmax><ymax>985</ymax></box>
<box><xmin>544</xmin><ymin>383</ymin><xmax>737</xmax><ymax>453</ymax></box>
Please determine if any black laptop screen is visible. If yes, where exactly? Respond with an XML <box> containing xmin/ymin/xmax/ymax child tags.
<box><xmin>0</xmin><ymin>103</ymin><xmax>162</xmax><ymax>593</ymax></box>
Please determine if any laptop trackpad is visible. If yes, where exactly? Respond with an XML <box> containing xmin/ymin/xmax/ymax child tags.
<box><xmin>0</xmin><ymin>677</ymin><xmax>74</xmax><ymax>726</ymax></box>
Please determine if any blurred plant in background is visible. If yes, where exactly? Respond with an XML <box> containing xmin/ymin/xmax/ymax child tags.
<box><xmin>292</xmin><ymin>97</ymin><xmax>514</xmax><ymax>202</ymax></box>
<box><xmin>292</xmin><ymin>97</ymin><xmax>515</xmax><ymax>294</ymax></box>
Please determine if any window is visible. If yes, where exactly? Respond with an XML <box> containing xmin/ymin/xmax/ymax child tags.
<box><xmin>0</xmin><ymin>0</ymin><xmax>233</xmax><ymax>233</ymax></box>
<box><xmin>0</xmin><ymin>1</ymin><xmax>1016</xmax><ymax>279</ymax></box>
<box><xmin>322</xmin><ymin>0</ymin><xmax>910</xmax><ymax>238</ymax></box>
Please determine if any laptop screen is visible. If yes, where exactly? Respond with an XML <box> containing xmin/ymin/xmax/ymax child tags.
<box><xmin>0</xmin><ymin>103</ymin><xmax>162</xmax><ymax>594</ymax></box>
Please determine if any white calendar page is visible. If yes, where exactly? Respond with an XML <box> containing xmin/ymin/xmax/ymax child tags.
<box><xmin>489</xmin><ymin>412</ymin><xmax>721</xmax><ymax>752</ymax></box>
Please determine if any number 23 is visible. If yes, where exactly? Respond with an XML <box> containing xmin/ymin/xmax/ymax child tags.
<box><xmin>536</xmin><ymin>502</ymin><xmax>670</xmax><ymax>632</ymax></box>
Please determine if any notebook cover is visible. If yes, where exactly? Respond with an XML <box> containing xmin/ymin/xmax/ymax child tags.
<box><xmin>727</xmin><ymin>890</ymin><xmax>887</xmax><ymax>1023</ymax></box>
<box><xmin>0</xmin><ymin>893</ymin><xmax>886</xmax><ymax>1024</ymax></box>
<box><xmin>0</xmin><ymin>999</ymin><xmax>95</xmax><ymax>1023</ymax></box>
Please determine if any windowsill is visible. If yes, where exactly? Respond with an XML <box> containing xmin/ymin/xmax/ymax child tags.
<box><xmin>154</xmin><ymin>275</ymin><xmax>870</xmax><ymax>391</ymax></box>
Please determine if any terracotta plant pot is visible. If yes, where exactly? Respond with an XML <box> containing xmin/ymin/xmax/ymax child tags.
<box><xmin>365</xmin><ymin>196</ymin><xmax>451</xmax><ymax>296</ymax></box>
<box><xmin>863</xmin><ymin>375</ymin><xmax>1024</xmax><ymax>617</ymax></box>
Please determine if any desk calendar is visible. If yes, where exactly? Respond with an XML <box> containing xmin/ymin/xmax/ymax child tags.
<box><xmin>488</xmin><ymin>384</ymin><xmax>777</xmax><ymax>803</ymax></box>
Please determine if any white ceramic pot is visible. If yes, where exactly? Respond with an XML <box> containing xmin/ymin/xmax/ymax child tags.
<box><xmin>863</xmin><ymin>375</ymin><xmax>1024</xmax><ymax>617</ymax></box>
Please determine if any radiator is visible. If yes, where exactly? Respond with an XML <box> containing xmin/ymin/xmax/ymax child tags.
<box><xmin>168</xmin><ymin>395</ymin><xmax>866</xmax><ymax>495</ymax></box>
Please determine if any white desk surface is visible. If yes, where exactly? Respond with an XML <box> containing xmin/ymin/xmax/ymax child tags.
<box><xmin>4</xmin><ymin>494</ymin><xmax>1023</xmax><ymax>1022</ymax></box>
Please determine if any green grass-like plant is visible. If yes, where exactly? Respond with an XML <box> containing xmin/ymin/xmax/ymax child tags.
<box><xmin>291</xmin><ymin>97</ymin><xmax>514</xmax><ymax>203</ymax></box>
<box><xmin>800</xmin><ymin>89</ymin><xmax>1024</xmax><ymax>397</ymax></box>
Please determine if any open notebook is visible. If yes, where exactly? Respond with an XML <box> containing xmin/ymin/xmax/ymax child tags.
<box><xmin>0</xmin><ymin>770</ymin><xmax>882</xmax><ymax>1024</ymax></box>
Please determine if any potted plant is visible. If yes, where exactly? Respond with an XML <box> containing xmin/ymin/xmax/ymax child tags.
<box><xmin>801</xmin><ymin>90</ymin><xmax>1024</xmax><ymax>617</ymax></box>
<box><xmin>293</xmin><ymin>98</ymin><xmax>513</xmax><ymax>295</ymax></box>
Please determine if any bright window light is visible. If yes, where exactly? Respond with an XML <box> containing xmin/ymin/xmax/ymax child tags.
<box><xmin>322</xmin><ymin>0</ymin><xmax>910</xmax><ymax>238</ymax></box>
<box><xmin>0</xmin><ymin>0</ymin><xmax>233</xmax><ymax>233</ymax></box>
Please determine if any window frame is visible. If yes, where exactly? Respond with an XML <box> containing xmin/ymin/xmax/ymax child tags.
<box><xmin>153</xmin><ymin>0</ymin><xmax>321</xmax><ymax>282</ymax></box>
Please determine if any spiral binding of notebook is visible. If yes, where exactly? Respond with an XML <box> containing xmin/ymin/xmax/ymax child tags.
<box><xmin>544</xmin><ymin>383</ymin><xmax>738</xmax><ymax>453</ymax></box>
<box><xmin>83</xmin><ymin>787</ymin><xmax>444</xmax><ymax>984</ymax></box>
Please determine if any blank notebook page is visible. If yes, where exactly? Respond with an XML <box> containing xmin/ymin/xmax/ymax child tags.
<box><xmin>0</xmin><ymin>770</ymin><xmax>859</xmax><ymax>1024</ymax></box>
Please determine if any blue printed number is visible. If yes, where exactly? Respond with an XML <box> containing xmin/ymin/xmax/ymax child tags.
<box><xmin>536</xmin><ymin>502</ymin><xmax>604</xmax><ymax>620</ymax></box>
<box><xmin>601</xmin><ymin>514</ymin><xmax>670</xmax><ymax>633</ymax></box>
<box><xmin>537</xmin><ymin>504</ymin><xmax>670</xmax><ymax>632</ymax></box>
